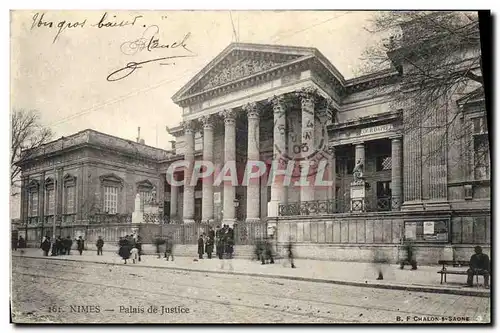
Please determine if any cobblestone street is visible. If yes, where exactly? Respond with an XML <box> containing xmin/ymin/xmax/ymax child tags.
<box><xmin>11</xmin><ymin>256</ymin><xmax>490</xmax><ymax>324</ymax></box>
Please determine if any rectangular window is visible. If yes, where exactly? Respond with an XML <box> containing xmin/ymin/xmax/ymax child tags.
<box><xmin>66</xmin><ymin>186</ymin><xmax>75</xmax><ymax>214</ymax></box>
<box><xmin>29</xmin><ymin>191</ymin><xmax>38</xmax><ymax>217</ymax></box>
<box><xmin>46</xmin><ymin>189</ymin><xmax>55</xmax><ymax>215</ymax></box>
<box><xmin>472</xmin><ymin>116</ymin><xmax>488</xmax><ymax>134</ymax></box>
<box><xmin>140</xmin><ymin>190</ymin><xmax>150</xmax><ymax>210</ymax></box>
<box><xmin>474</xmin><ymin>136</ymin><xmax>490</xmax><ymax>180</ymax></box>
<box><xmin>104</xmin><ymin>186</ymin><xmax>118</xmax><ymax>214</ymax></box>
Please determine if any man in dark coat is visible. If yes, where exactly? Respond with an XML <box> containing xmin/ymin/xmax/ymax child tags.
<box><xmin>55</xmin><ymin>236</ymin><xmax>63</xmax><ymax>255</ymax></box>
<box><xmin>467</xmin><ymin>246</ymin><xmax>490</xmax><ymax>288</ymax></box>
<box><xmin>12</xmin><ymin>235</ymin><xmax>18</xmax><ymax>251</ymax></box>
<box><xmin>135</xmin><ymin>236</ymin><xmax>142</xmax><ymax>262</ymax></box>
<box><xmin>400</xmin><ymin>239</ymin><xmax>417</xmax><ymax>270</ymax></box>
<box><xmin>205</xmin><ymin>236</ymin><xmax>214</xmax><ymax>259</ymax></box>
<box><xmin>154</xmin><ymin>235</ymin><xmax>165</xmax><ymax>259</ymax></box>
<box><xmin>215</xmin><ymin>226</ymin><xmax>223</xmax><ymax>259</ymax></box>
<box><xmin>18</xmin><ymin>236</ymin><xmax>26</xmax><ymax>249</ymax></box>
<box><xmin>65</xmin><ymin>236</ymin><xmax>73</xmax><ymax>255</ymax></box>
<box><xmin>76</xmin><ymin>236</ymin><xmax>85</xmax><ymax>255</ymax></box>
<box><xmin>198</xmin><ymin>234</ymin><xmax>205</xmax><ymax>259</ymax></box>
<box><xmin>164</xmin><ymin>236</ymin><xmax>174</xmax><ymax>261</ymax></box>
<box><xmin>96</xmin><ymin>236</ymin><xmax>104</xmax><ymax>255</ymax></box>
<box><xmin>41</xmin><ymin>237</ymin><xmax>51</xmax><ymax>256</ymax></box>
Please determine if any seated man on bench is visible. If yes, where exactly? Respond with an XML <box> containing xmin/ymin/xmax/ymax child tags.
<box><xmin>467</xmin><ymin>246</ymin><xmax>490</xmax><ymax>288</ymax></box>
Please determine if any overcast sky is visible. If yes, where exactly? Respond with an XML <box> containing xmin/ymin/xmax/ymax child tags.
<box><xmin>11</xmin><ymin>10</ymin><xmax>387</xmax><ymax>151</ymax></box>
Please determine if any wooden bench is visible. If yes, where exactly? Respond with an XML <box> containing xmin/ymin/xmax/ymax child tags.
<box><xmin>437</xmin><ymin>260</ymin><xmax>482</xmax><ymax>285</ymax></box>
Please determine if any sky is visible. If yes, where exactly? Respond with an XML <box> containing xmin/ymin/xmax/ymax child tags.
<box><xmin>10</xmin><ymin>10</ymin><xmax>386</xmax><ymax>151</ymax></box>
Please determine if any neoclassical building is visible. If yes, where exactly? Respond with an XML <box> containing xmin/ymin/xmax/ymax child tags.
<box><xmin>17</xmin><ymin>39</ymin><xmax>490</xmax><ymax>262</ymax></box>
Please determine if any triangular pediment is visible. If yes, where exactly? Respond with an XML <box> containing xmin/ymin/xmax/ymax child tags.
<box><xmin>172</xmin><ymin>43</ymin><xmax>317</xmax><ymax>102</ymax></box>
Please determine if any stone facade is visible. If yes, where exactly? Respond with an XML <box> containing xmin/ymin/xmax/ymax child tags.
<box><xmin>16</xmin><ymin>40</ymin><xmax>490</xmax><ymax>264</ymax></box>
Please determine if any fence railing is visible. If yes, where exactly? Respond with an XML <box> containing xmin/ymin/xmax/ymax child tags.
<box><xmin>278</xmin><ymin>196</ymin><xmax>400</xmax><ymax>216</ymax></box>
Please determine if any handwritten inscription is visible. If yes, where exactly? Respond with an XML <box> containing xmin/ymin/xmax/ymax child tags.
<box><xmin>106</xmin><ymin>54</ymin><xmax>197</xmax><ymax>82</ymax></box>
<box><xmin>30</xmin><ymin>12</ymin><xmax>143</xmax><ymax>43</ymax></box>
<box><xmin>120</xmin><ymin>25</ymin><xmax>192</xmax><ymax>55</ymax></box>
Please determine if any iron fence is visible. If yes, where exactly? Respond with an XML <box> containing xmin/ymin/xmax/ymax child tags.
<box><xmin>278</xmin><ymin>196</ymin><xmax>400</xmax><ymax>216</ymax></box>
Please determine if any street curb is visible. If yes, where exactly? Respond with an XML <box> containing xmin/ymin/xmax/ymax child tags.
<box><xmin>15</xmin><ymin>255</ymin><xmax>490</xmax><ymax>298</ymax></box>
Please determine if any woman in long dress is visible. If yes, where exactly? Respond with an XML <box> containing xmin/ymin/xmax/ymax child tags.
<box><xmin>118</xmin><ymin>237</ymin><xmax>131</xmax><ymax>264</ymax></box>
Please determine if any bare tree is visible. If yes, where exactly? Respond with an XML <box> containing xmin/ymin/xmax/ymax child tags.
<box><xmin>360</xmin><ymin>11</ymin><xmax>487</xmax><ymax>174</ymax></box>
<box><xmin>11</xmin><ymin>109</ymin><xmax>53</xmax><ymax>195</ymax></box>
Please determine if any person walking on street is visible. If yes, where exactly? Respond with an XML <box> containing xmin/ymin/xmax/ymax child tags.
<box><xmin>164</xmin><ymin>236</ymin><xmax>174</xmax><ymax>261</ymax></box>
<box><xmin>41</xmin><ymin>236</ymin><xmax>51</xmax><ymax>256</ymax></box>
<box><xmin>118</xmin><ymin>236</ymin><xmax>131</xmax><ymax>264</ymax></box>
<box><xmin>135</xmin><ymin>236</ymin><xmax>143</xmax><ymax>262</ymax></box>
<box><xmin>400</xmin><ymin>239</ymin><xmax>417</xmax><ymax>270</ymax></box>
<box><xmin>12</xmin><ymin>236</ymin><xmax>18</xmax><ymax>251</ymax></box>
<box><xmin>96</xmin><ymin>236</ymin><xmax>104</xmax><ymax>255</ymax></box>
<box><xmin>77</xmin><ymin>236</ymin><xmax>85</xmax><ymax>255</ymax></box>
<box><xmin>65</xmin><ymin>236</ymin><xmax>73</xmax><ymax>255</ymax></box>
<box><xmin>215</xmin><ymin>226</ymin><xmax>223</xmax><ymax>259</ymax></box>
<box><xmin>198</xmin><ymin>234</ymin><xmax>205</xmax><ymax>259</ymax></box>
<box><xmin>286</xmin><ymin>238</ymin><xmax>296</xmax><ymax>268</ymax></box>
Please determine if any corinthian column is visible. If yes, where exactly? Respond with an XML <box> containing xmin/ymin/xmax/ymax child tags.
<box><xmin>268</xmin><ymin>95</ymin><xmax>287</xmax><ymax>217</ymax></box>
<box><xmin>297</xmin><ymin>88</ymin><xmax>317</xmax><ymax>202</ymax></box>
<box><xmin>200</xmin><ymin>115</ymin><xmax>214</xmax><ymax>222</ymax></box>
<box><xmin>182</xmin><ymin>120</ymin><xmax>195</xmax><ymax>223</ymax></box>
<box><xmin>220</xmin><ymin>109</ymin><xmax>236</xmax><ymax>226</ymax></box>
<box><xmin>244</xmin><ymin>102</ymin><xmax>261</xmax><ymax>223</ymax></box>
<box><xmin>391</xmin><ymin>137</ymin><xmax>403</xmax><ymax>210</ymax></box>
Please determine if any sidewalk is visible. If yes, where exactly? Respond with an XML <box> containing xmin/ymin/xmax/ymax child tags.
<box><xmin>12</xmin><ymin>248</ymin><xmax>490</xmax><ymax>297</ymax></box>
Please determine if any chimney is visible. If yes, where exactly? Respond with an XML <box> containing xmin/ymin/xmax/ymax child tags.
<box><xmin>136</xmin><ymin>127</ymin><xmax>141</xmax><ymax>143</ymax></box>
<box><xmin>170</xmin><ymin>140</ymin><xmax>176</xmax><ymax>150</ymax></box>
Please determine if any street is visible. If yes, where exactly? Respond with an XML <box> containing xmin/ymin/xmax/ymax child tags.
<box><xmin>11</xmin><ymin>256</ymin><xmax>490</xmax><ymax>323</ymax></box>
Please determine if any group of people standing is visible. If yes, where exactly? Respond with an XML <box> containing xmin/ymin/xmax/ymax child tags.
<box><xmin>40</xmin><ymin>235</ymin><xmax>84</xmax><ymax>256</ymax></box>
<box><xmin>11</xmin><ymin>236</ymin><xmax>26</xmax><ymax>251</ymax></box>
<box><xmin>118</xmin><ymin>234</ymin><xmax>143</xmax><ymax>264</ymax></box>
<box><xmin>197</xmin><ymin>224</ymin><xmax>235</xmax><ymax>260</ymax></box>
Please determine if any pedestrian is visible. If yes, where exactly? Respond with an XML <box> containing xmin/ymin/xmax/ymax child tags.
<box><xmin>215</xmin><ymin>226</ymin><xmax>223</xmax><ymax>260</ymax></box>
<box><xmin>467</xmin><ymin>246</ymin><xmax>490</xmax><ymax>288</ymax></box>
<box><xmin>76</xmin><ymin>236</ymin><xmax>85</xmax><ymax>255</ymax></box>
<box><xmin>262</xmin><ymin>237</ymin><xmax>274</xmax><ymax>264</ymax></box>
<box><xmin>373</xmin><ymin>248</ymin><xmax>387</xmax><ymax>280</ymax></box>
<box><xmin>130</xmin><ymin>246</ymin><xmax>139</xmax><ymax>264</ymax></box>
<box><xmin>96</xmin><ymin>236</ymin><xmax>104</xmax><ymax>255</ymax></box>
<box><xmin>65</xmin><ymin>236</ymin><xmax>73</xmax><ymax>255</ymax></box>
<box><xmin>286</xmin><ymin>237</ymin><xmax>296</xmax><ymax>268</ymax></box>
<box><xmin>55</xmin><ymin>236</ymin><xmax>63</xmax><ymax>255</ymax></box>
<box><xmin>18</xmin><ymin>236</ymin><xmax>26</xmax><ymax>249</ymax></box>
<box><xmin>198</xmin><ymin>234</ymin><xmax>205</xmax><ymax>259</ymax></box>
<box><xmin>164</xmin><ymin>236</ymin><xmax>174</xmax><ymax>261</ymax></box>
<box><xmin>205</xmin><ymin>235</ymin><xmax>214</xmax><ymax>259</ymax></box>
<box><xmin>41</xmin><ymin>236</ymin><xmax>51</xmax><ymax>256</ymax></box>
<box><xmin>154</xmin><ymin>235</ymin><xmax>164</xmax><ymax>259</ymax></box>
<box><xmin>118</xmin><ymin>236</ymin><xmax>131</xmax><ymax>264</ymax></box>
<box><xmin>18</xmin><ymin>236</ymin><xmax>26</xmax><ymax>254</ymax></box>
<box><xmin>12</xmin><ymin>235</ymin><xmax>18</xmax><ymax>251</ymax></box>
<box><xmin>135</xmin><ymin>236</ymin><xmax>142</xmax><ymax>262</ymax></box>
<box><xmin>400</xmin><ymin>239</ymin><xmax>417</xmax><ymax>270</ymax></box>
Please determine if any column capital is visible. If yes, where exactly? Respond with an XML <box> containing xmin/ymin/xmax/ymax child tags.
<box><xmin>219</xmin><ymin>109</ymin><xmax>236</xmax><ymax>125</ymax></box>
<box><xmin>295</xmin><ymin>86</ymin><xmax>318</xmax><ymax>108</ymax></box>
<box><xmin>200</xmin><ymin>115</ymin><xmax>214</xmax><ymax>129</ymax></box>
<box><xmin>268</xmin><ymin>95</ymin><xmax>287</xmax><ymax>114</ymax></box>
<box><xmin>181</xmin><ymin>120</ymin><xmax>195</xmax><ymax>134</ymax></box>
<box><xmin>390</xmin><ymin>136</ymin><xmax>403</xmax><ymax>142</ymax></box>
<box><xmin>243</xmin><ymin>102</ymin><xmax>261</xmax><ymax>119</ymax></box>
<box><xmin>353</xmin><ymin>142</ymin><xmax>365</xmax><ymax>147</ymax></box>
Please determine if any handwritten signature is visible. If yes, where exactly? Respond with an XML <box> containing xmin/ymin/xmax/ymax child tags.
<box><xmin>107</xmin><ymin>54</ymin><xmax>197</xmax><ymax>82</ymax></box>
<box><xmin>120</xmin><ymin>25</ymin><xmax>192</xmax><ymax>55</ymax></box>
